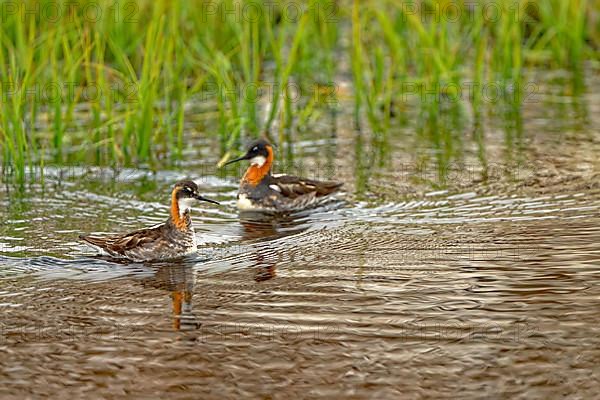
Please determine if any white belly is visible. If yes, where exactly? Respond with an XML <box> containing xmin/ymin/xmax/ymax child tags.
<box><xmin>237</xmin><ymin>193</ymin><xmax>256</xmax><ymax>211</ymax></box>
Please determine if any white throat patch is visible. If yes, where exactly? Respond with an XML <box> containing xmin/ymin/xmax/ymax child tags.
<box><xmin>250</xmin><ymin>155</ymin><xmax>266</xmax><ymax>167</ymax></box>
<box><xmin>178</xmin><ymin>197</ymin><xmax>196</xmax><ymax>217</ymax></box>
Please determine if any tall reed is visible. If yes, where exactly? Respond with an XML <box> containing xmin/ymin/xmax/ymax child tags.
<box><xmin>0</xmin><ymin>0</ymin><xmax>598</xmax><ymax>183</ymax></box>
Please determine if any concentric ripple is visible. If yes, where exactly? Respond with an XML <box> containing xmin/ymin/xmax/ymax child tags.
<box><xmin>2</xmin><ymin>121</ymin><xmax>600</xmax><ymax>397</ymax></box>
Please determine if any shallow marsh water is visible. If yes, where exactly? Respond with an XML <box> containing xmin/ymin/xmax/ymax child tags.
<box><xmin>1</xmin><ymin>74</ymin><xmax>600</xmax><ymax>398</ymax></box>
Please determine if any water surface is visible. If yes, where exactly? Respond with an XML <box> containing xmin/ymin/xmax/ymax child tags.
<box><xmin>1</xmin><ymin>74</ymin><xmax>600</xmax><ymax>398</ymax></box>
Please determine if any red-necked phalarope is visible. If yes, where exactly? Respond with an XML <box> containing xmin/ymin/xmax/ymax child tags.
<box><xmin>225</xmin><ymin>139</ymin><xmax>343</xmax><ymax>212</ymax></box>
<box><xmin>79</xmin><ymin>180</ymin><xmax>219</xmax><ymax>262</ymax></box>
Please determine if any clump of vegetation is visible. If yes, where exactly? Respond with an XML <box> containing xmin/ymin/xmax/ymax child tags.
<box><xmin>0</xmin><ymin>0</ymin><xmax>597</xmax><ymax>182</ymax></box>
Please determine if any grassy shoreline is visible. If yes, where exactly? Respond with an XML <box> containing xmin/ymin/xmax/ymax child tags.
<box><xmin>0</xmin><ymin>0</ymin><xmax>598</xmax><ymax>182</ymax></box>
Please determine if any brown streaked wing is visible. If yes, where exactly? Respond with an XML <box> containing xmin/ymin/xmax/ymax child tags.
<box><xmin>80</xmin><ymin>225</ymin><xmax>164</xmax><ymax>256</ymax></box>
<box><xmin>271</xmin><ymin>175</ymin><xmax>343</xmax><ymax>199</ymax></box>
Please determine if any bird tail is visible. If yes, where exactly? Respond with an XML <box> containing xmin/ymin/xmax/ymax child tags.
<box><xmin>79</xmin><ymin>235</ymin><xmax>106</xmax><ymax>248</ymax></box>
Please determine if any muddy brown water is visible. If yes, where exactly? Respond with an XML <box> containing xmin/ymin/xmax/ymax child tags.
<box><xmin>2</xmin><ymin>79</ymin><xmax>600</xmax><ymax>398</ymax></box>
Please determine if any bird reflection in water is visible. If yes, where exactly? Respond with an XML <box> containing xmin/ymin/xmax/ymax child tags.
<box><xmin>239</xmin><ymin>219</ymin><xmax>278</xmax><ymax>282</ymax></box>
<box><xmin>142</xmin><ymin>261</ymin><xmax>201</xmax><ymax>331</ymax></box>
<box><xmin>238</xmin><ymin>213</ymin><xmax>309</xmax><ymax>283</ymax></box>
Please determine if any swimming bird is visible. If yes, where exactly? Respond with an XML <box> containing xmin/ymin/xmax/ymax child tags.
<box><xmin>225</xmin><ymin>139</ymin><xmax>343</xmax><ymax>212</ymax></box>
<box><xmin>79</xmin><ymin>180</ymin><xmax>219</xmax><ymax>262</ymax></box>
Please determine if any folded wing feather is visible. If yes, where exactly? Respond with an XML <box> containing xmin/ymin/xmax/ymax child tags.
<box><xmin>271</xmin><ymin>175</ymin><xmax>343</xmax><ymax>199</ymax></box>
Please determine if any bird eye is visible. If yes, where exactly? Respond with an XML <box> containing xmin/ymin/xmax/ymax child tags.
<box><xmin>252</xmin><ymin>146</ymin><xmax>258</xmax><ymax>152</ymax></box>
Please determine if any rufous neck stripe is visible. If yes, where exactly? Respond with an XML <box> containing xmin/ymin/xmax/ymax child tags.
<box><xmin>242</xmin><ymin>146</ymin><xmax>273</xmax><ymax>186</ymax></box>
